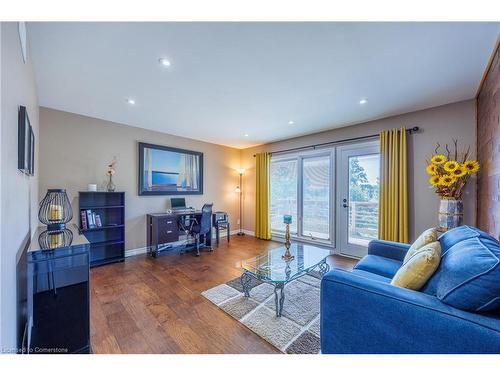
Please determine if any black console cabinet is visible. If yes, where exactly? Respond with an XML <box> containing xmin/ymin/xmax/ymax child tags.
<box><xmin>25</xmin><ymin>225</ymin><xmax>91</xmax><ymax>354</ymax></box>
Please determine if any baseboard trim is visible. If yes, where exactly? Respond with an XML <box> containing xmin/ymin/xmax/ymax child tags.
<box><xmin>125</xmin><ymin>247</ymin><xmax>148</xmax><ymax>257</ymax></box>
<box><xmin>124</xmin><ymin>229</ymin><xmax>255</xmax><ymax>258</ymax></box>
<box><xmin>241</xmin><ymin>229</ymin><xmax>255</xmax><ymax>236</ymax></box>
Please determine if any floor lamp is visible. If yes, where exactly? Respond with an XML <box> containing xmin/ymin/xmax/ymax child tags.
<box><xmin>235</xmin><ymin>168</ymin><xmax>245</xmax><ymax>236</ymax></box>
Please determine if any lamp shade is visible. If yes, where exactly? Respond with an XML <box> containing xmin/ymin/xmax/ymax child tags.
<box><xmin>38</xmin><ymin>189</ymin><xmax>73</xmax><ymax>232</ymax></box>
<box><xmin>236</xmin><ymin>168</ymin><xmax>245</xmax><ymax>175</ymax></box>
<box><xmin>234</xmin><ymin>186</ymin><xmax>241</xmax><ymax>193</ymax></box>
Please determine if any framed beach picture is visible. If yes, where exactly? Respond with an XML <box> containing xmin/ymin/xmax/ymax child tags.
<box><xmin>138</xmin><ymin>142</ymin><xmax>203</xmax><ymax>196</ymax></box>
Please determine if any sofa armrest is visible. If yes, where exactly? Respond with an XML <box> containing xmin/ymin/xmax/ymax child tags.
<box><xmin>320</xmin><ymin>269</ymin><xmax>500</xmax><ymax>353</ymax></box>
<box><xmin>367</xmin><ymin>239</ymin><xmax>410</xmax><ymax>262</ymax></box>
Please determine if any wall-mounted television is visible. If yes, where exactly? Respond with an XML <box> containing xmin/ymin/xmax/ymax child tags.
<box><xmin>138</xmin><ymin>142</ymin><xmax>203</xmax><ymax>196</ymax></box>
<box><xmin>18</xmin><ymin>106</ymin><xmax>34</xmax><ymax>176</ymax></box>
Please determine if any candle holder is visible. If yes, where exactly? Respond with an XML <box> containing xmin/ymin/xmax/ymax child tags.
<box><xmin>282</xmin><ymin>215</ymin><xmax>294</xmax><ymax>261</ymax></box>
<box><xmin>38</xmin><ymin>189</ymin><xmax>73</xmax><ymax>232</ymax></box>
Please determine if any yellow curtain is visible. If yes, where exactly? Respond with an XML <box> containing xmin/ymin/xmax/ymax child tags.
<box><xmin>255</xmin><ymin>152</ymin><xmax>271</xmax><ymax>240</ymax></box>
<box><xmin>379</xmin><ymin>128</ymin><xmax>408</xmax><ymax>243</ymax></box>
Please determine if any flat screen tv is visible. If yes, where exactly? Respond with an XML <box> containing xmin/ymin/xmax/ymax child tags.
<box><xmin>18</xmin><ymin>106</ymin><xmax>34</xmax><ymax>176</ymax></box>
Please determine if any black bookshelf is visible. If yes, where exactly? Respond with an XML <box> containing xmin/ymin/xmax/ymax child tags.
<box><xmin>79</xmin><ymin>192</ymin><xmax>125</xmax><ymax>267</ymax></box>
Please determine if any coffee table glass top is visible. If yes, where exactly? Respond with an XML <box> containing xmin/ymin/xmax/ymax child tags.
<box><xmin>241</xmin><ymin>243</ymin><xmax>331</xmax><ymax>283</ymax></box>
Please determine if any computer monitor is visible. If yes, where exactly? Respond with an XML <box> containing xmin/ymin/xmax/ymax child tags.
<box><xmin>171</xmin><ymin>197</ymin><xmax>186</xmax><ymax>210</ymax></box>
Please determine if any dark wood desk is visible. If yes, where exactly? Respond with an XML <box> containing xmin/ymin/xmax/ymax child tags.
<box><xmin>146</xmin><ymin>211</ymin><xmax>212</xmax><ymax>257</ymax></box>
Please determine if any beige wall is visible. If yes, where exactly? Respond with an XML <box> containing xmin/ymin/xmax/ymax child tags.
<box><xmin>241</xmin><ymin>100</ymin><xmax>477</xmax><ymax>243</ymax></box>
<box><xmin>0</xmin><ymin>22</ymin><xmax>39</xmax><ymax>350</ymax></box>
<box><xmin>39</xmin><ymin>107</ymin><xmax>242</xmax><ymax>251</ymax></box>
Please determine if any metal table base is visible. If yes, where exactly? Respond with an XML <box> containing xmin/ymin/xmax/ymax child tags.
<box><xmin>240</xmin><ymin>258</ymin><xmax>330</xmax><ymax>317</ymax></box>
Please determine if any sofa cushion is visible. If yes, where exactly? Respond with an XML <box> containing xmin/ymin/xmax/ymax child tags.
<box><xmin>438</xmin><ymin>225</ymin><xmax>496</xmax><ymax>253</ymax></box>
<box><xmin>404</xmin><ymin>227</ymin><xmax>438</xmax><ymax>263</ymax></box>
<box><xmin>351</xmin><ymin>269</ymin><xmax>392</xmax><ymax>284</ymax></box>
<box><xmin>423</xmin><ymin>229</ymin><xmax>500</xmax><ymax>312</ymax></box>
<box><xmin>423</xmin><ymin>226</ymin><xmax>498</xmax><ymax>295</ymax></box>
<box><xmin>354</xmin><ymin>255</ymin><xmax>402</xmax><ymax>279</ymax></box>
<box><xmin>391</xmin><ymin>241</ymin><xmax>441</xmax><ymax>290</ymax></box>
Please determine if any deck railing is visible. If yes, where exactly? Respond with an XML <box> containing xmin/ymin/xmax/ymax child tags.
<box><xmin>348</xmin><ymin>201</ymin><xmax>378</xmax><ymax>241</ymax></box>
<box><xmin>270</xmin><ymin>199</ymin><xmax>378</xmax><ymax>241</ymax></box>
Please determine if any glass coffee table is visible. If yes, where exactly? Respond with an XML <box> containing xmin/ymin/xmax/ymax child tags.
<box><xmin>240</xmin><ymin>243</ymin><xmax>331</xmax><ymax>317</ymax></box>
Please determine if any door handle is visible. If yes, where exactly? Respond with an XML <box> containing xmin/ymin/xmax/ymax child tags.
<box><xmin>342</xmin><ymin>203</ymin><xmax>349</xmax><ymax>208</ymax></box>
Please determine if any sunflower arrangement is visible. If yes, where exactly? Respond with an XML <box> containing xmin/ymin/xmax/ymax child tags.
<box><xmin>426</xmin><ymin>140</ymin><xmax>479</xmax><ymax>199</ymax></box>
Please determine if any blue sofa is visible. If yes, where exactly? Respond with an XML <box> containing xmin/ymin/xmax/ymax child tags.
<box><xmin>320</xmin><ymin>226</ymin><xmax>500</xmax><ymax>353</ymax></box>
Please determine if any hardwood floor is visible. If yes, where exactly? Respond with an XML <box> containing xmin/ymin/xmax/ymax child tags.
<box><xmin>90</xmin><ymin>236</ymin><xmax>356</xmax><ymax>354</ymax></box>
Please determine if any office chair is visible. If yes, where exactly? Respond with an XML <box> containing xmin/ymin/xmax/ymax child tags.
<box><xmin>178</xmin><ymin>203</ymin><xmax>213</xmax><ymax>256</ymax></box>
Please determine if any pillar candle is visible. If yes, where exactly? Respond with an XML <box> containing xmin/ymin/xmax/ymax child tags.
<box><xmin>49</xmin><ymin>204</ymin><xmax>63</xmax><ymax>221</ymax></box>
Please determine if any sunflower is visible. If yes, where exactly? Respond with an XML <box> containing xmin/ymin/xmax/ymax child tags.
<box><xmin>429</xmin><ymin>175</ymin><xmax>441</xmax><ymax>186</ymax></box>
<box><xmin>444</xmin><ymin>160</ymin><xmax>459</xmax><ymax>172</ymax></box>
<box><xmin>431</xmin><ymin>154</ymin><xmax>447</xmax><ymax>165</ymax></box>
<box><xmin>451</xmin><ymin>167</ymin><xmax>467</xmax><ymax>178</ymax></box>
<box><xmin>463</xmin><ymin>160</ymin><xmax>480</xmax><ymax>174</ymax></box>
<box><xmin>439</xmin><ymin>175</ymin><xmax>457</xmax><ymax>187</ymax></box>
<box><xmin>426</xmin><ymin>164</ymin><xmax>438</xmax><ymax>175</ymax></box>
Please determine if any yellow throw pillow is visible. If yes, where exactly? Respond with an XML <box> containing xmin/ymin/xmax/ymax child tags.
<box><xmin>404</xmin><ymin>227</ymin><xmax>438</xmax><ymax>263</ymax></box>
<box><xmin>391</xmin><ymin>241</ymin><xmax>441</xmax><ymax>290</ymax></box>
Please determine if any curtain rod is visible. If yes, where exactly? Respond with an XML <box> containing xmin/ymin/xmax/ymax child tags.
<box><xmin>253</xmin><ymin>126</ymin><xmax>420</xmax><ymax>157</ymax></box>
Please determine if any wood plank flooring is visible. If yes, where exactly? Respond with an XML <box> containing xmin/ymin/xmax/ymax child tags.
<box><xmin>90</xmin><ymin>236</ymin><xmax>356</xmax><ymax>354</ymax></box>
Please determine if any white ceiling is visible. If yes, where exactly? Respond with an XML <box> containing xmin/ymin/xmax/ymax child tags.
<box><xmin>28</xmin><ymin>22</ymin><xmax>499</xmax><ymax>148</ymax></box>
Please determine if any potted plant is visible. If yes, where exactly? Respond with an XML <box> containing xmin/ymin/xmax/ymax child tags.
<box><xmin>426</xmin><ymin>140</ymin><xmax>479</xmax><ymax>231</ymax></box>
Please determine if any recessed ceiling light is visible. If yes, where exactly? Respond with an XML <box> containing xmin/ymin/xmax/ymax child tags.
<box><xmin>288</xmin><ymin>120</ymin><xmax>295</xmax><ymax>125</ymax></box>
<box><xmin>244</xmin><ymin>134</ymin><xmax>249</xmax><ymax>137</ymax></box>
<box><xmin>159</xmin><ymin>58</ymin><xmax>171</xmax><ymax>67</ymax></box>
<box><xmin>127</xmin><ymin>98</ymin><xmax>136</xmax><ymax>105</ymax></box>
<box><xmin>359</xmin><ymin>98</ymin><xmax>368</xmax><ymax>105</ymax></box>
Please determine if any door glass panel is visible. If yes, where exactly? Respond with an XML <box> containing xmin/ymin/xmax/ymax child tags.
<box><xmin>348</xmin><ymin>154</ymin><xmax>380</xmax><ymax>246</ymax></box>
<box><xmin>302</xmin><ymin>156</ymin><xmax>330</xmax><ymax>240</ymax></box>
<box><xmin>270</xmin><ymin>159</ymin><xmax>298</xmax><ymax>233</ymax></box>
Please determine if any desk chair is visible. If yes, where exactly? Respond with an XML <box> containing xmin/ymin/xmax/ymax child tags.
<box><xmin>178</xmin><ymin>203</ymin><xmax>213</xmax><ymax>256</ymax></box>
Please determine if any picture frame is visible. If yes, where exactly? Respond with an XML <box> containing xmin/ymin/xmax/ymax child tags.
<box><xmin>138</xmin><ymin>142</ymin><xmax>203</xmax><ymax>196</ymax></box>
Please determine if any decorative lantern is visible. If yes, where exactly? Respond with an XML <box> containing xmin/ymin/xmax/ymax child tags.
<box><xmin>38</xmin><ymin>189</ymin><xmax>73</xmax><ymax>232</ymax></box>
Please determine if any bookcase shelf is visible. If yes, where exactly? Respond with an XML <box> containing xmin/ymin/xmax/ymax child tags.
<box><xmin>79</xmin><ymin>191</ymin><xmax>125</xmax><ymax>267</ymax></box>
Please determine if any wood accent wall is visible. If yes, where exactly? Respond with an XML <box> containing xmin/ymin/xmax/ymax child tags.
<box><xmin>477</xmin><ymin>40</ymin><xmax>500</xmax><ymax>239</ymax></box>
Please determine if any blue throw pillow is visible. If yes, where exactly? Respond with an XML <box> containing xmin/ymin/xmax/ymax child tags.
<box><xmin>424</xmin><ymin>226</ymin><xmax>500</xmax><ymax>312</ymax></box>
<box><xmin>438</xmin><ymin>225</ymin><xmax>495</xmax><ymax>252</ymax></box>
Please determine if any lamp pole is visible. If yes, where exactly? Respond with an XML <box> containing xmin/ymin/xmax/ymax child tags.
<box><xmin>236</xmin><ymin>169</ymin><xmax>245</xmax><ymax>236</ymax></box>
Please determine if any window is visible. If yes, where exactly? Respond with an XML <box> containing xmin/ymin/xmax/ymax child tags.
<box><xmin>270</xmin><ymin>152</ymin><xmax>331</xmax><ymax>242</ymax></box>
<box><xmin>270</xmin><ymin>159</ymin><xmax>298</xmax><ymax>233</ymax></box>
<box><xmin>302</xmin><ymin>155</ymin><xmax>330</xmax><ymax>240</ymax></box>
<box><xmin>347</xmin><ymin>154</ymin><xmax>380</xmax><ymax>246</ymax></box>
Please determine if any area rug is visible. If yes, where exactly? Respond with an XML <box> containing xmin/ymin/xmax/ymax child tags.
<box><xmin>201</xmin><ymin>273</ymin><xmax>321</xmax><ymax>354</ymax></box>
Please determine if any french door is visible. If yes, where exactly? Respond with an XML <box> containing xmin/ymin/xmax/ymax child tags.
<box><xmin>337</xmin><ymin>142</ymin><xmax>380</xmax><ymax>258</ymax></box>
<box><xmin>270</xmin><ymin>141</ymin><xmax>380</xmax><ymax>257</ymax></box>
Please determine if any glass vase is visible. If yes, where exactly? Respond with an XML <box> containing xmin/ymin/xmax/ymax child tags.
<box><xmin>106</xmin><ymin>175</ymin><xmax>116</xmax><ymax>192</ymax></box>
